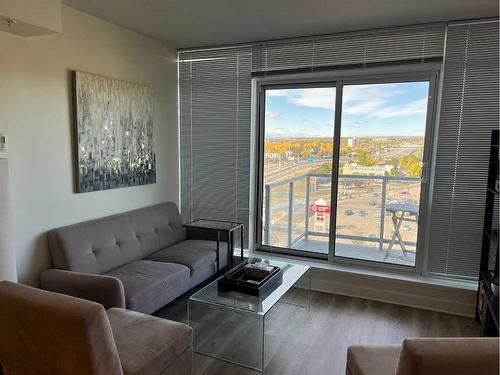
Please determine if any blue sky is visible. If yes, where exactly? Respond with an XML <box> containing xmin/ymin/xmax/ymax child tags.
<box><xmin>265</xmin><ymin>82</ymin><xmax>429</xmax><ymax>138</ymax></box>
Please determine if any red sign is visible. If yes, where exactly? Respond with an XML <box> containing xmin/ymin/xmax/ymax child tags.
<box><xmin>311</xmin><ymin>204</ymin><xmax>330</xmax><ymax>213</ymax></box>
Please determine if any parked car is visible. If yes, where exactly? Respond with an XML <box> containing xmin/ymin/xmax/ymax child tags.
<box><xmin>374</xmin><ymin>211</ymin><xmax>381</xmax><ymax>218</ymax></box>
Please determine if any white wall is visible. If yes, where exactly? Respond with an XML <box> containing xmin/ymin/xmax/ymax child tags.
<box><xmin>0</xmin><ymin>159</ymin><xmax>15</xmax><ymax>281</ymax></box>
<box><xmin>0</xmin><ymin>5</ymin><xmax>178</xmax><ymax>285</ymax></box>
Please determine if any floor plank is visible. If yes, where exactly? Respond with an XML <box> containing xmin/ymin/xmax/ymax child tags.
<box><xmin>155</xmin><ymin>289</ymin><xmax>479</xmax><ymax>375</ymax></box>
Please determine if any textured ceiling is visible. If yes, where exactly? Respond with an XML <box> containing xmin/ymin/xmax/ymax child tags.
<box><xmin>63</xmin><ymin>0</ymin><xmax>498</xmax><ymax>48</ymax></box>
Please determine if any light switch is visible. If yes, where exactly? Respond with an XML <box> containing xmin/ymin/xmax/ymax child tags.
<box><xmin>0</xmin><ymin>133</ymin><xmax>7</xmax><ymax>157</ymax></box>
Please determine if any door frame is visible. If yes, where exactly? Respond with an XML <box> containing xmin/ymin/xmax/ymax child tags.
<box><xmin>251</xmin><ymin>63</ymin><xmax>441</xmax><ymax>273</ymax></box>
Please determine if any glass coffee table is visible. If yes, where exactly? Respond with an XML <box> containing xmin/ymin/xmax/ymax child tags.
<box><xmin>188</xmin><ymin>258</ymin><xmax>311</xmax><ymax>372</ymax></box>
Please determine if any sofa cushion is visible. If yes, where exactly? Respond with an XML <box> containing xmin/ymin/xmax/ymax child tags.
<box><xmin>128</xmin><ymin>203</ymin><xmax>187</xmax><ymax>258</ymax></box>
<box><xmin>346</xmin><ymin>345</ymin><xmax>401</xmax><ymax>375</ymax></box>
<box><xmin>48</xmin><ymin>215</ymin><xmax>144</xmax><ymax>274</ymax></box>
<box><xmin>107</xmin><ymin>308</ymin><xmax>192</xmax><ymax>375</ymax></box>
<box><xmin>147</xmin><ymin>240</ymin><xmax>228</xmax><ymax>274</ymax></box>
<box><xmin>106</xmin><ymin>260</ymin><xmax>190</xmax><ymax>314</ymax></box>
<box><xmin>47</xmin><ymin>203</ymin><xmax>187</xmax><ymax>274</ymax></box>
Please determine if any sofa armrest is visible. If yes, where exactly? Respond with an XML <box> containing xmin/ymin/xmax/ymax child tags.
<box><xmin>40</xmin><ymin>269</ymin><xmax>126</xmax><ymax>310</ymax></box>
<box><xmin>396</xmin><ymin>338</ymin><xmax>499</xmax><ymax>375</ymax></box>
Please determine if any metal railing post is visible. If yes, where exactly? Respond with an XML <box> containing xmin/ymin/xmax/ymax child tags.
<box><xmin>264</xmin><ymin>184</ymin><xmax>271</xmax><ymax>245</ymax></box>
<box><xmin>379</xmin><ymin>176</ymin><xmax>388</xmax><ymax>251</ymax></box>
<box><xmin>288</xmin><ymin>181</ymin><xmax>294</xmax><ymax>248</ymax></box>
<box><xmin>304</xmin><ymin>175</ymin><xmax>310</xmax><ymax>241</ymax></box>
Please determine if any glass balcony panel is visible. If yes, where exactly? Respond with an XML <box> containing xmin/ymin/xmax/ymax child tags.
<box><xmin>382</xmin><ymin>179</ymin><xmax>420</xmax><ymax>265</ymax></box>
<box><xmin>268</xmin><ymin>182</ymin><xmax>289</xmax><ymax>248</ymax></box>
<box><xmin>335</xmin><ymin>176</ymin><xmax>383</xmax><ymax>240</ymax></box>
<box><xmin>334</xmin><ymin>237</ymin><xmax>380</xmax><ymax>261</ymax></box>
<box><xmin>291</xmin><ymin>178</ymin><xmax>307</xmax><ymax>244</ymax></box>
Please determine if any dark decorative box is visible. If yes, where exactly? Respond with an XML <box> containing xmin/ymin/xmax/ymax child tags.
<box><xmin>218</xmin><ymin>260</ymin><xmax>283</xmax><ymax>296</ymax></box>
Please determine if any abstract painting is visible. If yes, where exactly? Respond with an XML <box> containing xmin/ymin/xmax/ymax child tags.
<box><xmin>72</xmin><ymin>71</ymin><xmax>156</xmax><ymax>193</ymax></box>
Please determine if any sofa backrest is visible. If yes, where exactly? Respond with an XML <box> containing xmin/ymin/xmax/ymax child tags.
<box><xmin>0</xmin><ymin>281</ymin><xmax>123</xmax><ymax>375</ymax></box>
<box><xmin>395</xmin><ymin>337</ymin><xmax>499</xmax><ymax>375</ymax></box>
<box><xmin>47</xmin><ymin>202</ymin><xmax>187</xmax><ymax>274</ymax></box>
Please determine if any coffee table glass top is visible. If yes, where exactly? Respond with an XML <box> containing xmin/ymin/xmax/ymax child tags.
<box><xmin>184</xmin><ymin>219</ymin><xmax>242</xmax><ymax>231</ymax></box>
<box><xmin>189</xmin><ymin>259</ymin><xmax>310</xmax><ymax>316</ymax></box>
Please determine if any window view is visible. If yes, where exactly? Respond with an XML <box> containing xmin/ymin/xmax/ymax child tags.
<box><xmin>262</xmin><ymin>87</ymin><xmax>336</xmax><ymax>254</ymax></box>
<box><xmin>260</xmin><ymin>81</ymin><xmax>430</xmax><ymax>267</ymax></box>
<box><xmin>334</xmin><ymin>82</ymin><xmax>429</xmax><ymax>266</ymax></box>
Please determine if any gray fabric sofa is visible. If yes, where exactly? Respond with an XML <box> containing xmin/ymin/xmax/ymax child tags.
<box><xmin>41</xmin><ymin>202</ymin><xmax>228</xmax><ymax>314</ymax></box>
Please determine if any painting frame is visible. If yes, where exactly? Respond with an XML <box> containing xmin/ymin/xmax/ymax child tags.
<box><xmin>71</xmin><ymin>71</ymin><xmax>156</xmax><ymax>193</ymax></box>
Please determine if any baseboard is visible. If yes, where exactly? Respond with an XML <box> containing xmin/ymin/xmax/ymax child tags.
<box><xmin>243</xmin><ymin>250</ymin><xmax>477</xmax><ymax>318</ymax></box>
<box><xmin>310</xmin><ymin>268</ymin><xmax>476</xmax><ymax>317</ymax></box>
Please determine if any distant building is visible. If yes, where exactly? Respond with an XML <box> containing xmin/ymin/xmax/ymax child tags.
<box><xmin>400</xmin><ymin>144</ymin><xmax>422</xmax><ymax>148</ymax></box>
<box><xmin>264</xmin><ymin>152</ymin><xmax>279</xmax><ymax>159</ymax></box>
<box><xmin>343</xmin><ymin>162</ymin><xmax>394</xmax><ymax>176</ymax></box>
<box><xmin>347</xmin><ymin>138</ymin><xmax>359</xmax><ymax>147</ymax></box>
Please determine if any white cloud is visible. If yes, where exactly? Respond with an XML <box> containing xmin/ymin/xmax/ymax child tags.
<box><xmin>287</xmin><ymin>88</ymin><xmax>335</xmax><ymax>109</ymax></box>
<box><xmin>267</xmin><ymin>84</ymin><xmax>428</xmax><ymax>120</ymax></box>
<box><xmin>267</xmin><ymin>89</ymin><xmax>290</xmax><ymax>97</ymax></box>
<box><xmin>343</xmin><ymin>100</ymin><xmax>386</xmax><ymax>115</ymax></box>
<box><xmin>267</xmin><ymin>87</ymin><xmax>335</xmax><ymax>109</ymax></box>
<box><xmin>266</xmin><ymin>111</ymin><xmax>283</xmax><ymax>120</ymax></box>
<box><xmin>368</xmin><ymin>98</ymin><xmax>428</xmax><ymax>118</ymax></box>
<box><xmin>342</xmin><ymin>85</ymin><xmax>399</xmax><ymax>116</ymax></box>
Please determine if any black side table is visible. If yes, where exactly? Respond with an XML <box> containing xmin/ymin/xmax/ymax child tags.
<box><xmin>183</xmin><ymin>219</ymin><xmax>244</xmax><ymax>271</ymax></box>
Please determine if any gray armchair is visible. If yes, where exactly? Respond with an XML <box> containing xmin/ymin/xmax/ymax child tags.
<box><xmin>346</xmin><ymin>338</ymin><xmax>499</xmax><ymax>375</ymax></box>
<box><xmin>0</xmin><ymin>281</ymin><xmax>192</xmax><ymax>375</ymax></box>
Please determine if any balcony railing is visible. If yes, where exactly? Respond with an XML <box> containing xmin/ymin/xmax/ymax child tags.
<box><xmin>263</xmin><ymin>173</ymin><xmax>420</xmax><ymax>257</ymax></box>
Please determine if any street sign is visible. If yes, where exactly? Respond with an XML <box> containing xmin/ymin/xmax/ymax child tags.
<box><xmin>311</xmin><ymin>203</ymin><xmax>330</xmax><ymax>213</ymax></box>
<box><xmin>312</xmin><ymin>198</ymin><xmax>330</xmax><ymax>232</ymax></box>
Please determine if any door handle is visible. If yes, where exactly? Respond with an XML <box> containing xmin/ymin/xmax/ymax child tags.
<box><xmin>421</xmin><ymin>162</ymin><xmax>427</xmax><ymax>183</ymax></box>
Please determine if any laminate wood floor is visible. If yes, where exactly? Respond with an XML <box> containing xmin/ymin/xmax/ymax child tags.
<box><xmin>155</xmin><ymin>288</ymin><xmax>479</xmax><ymax>375</ymax></box>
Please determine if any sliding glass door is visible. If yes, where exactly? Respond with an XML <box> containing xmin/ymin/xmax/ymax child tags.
<box><xmin>257</xmin><ymin>74</ymin><xmax>436</xmax><ymax>268</ymax></box>
<box><xmin>260</xmin><ymin>84</ymin><xmax>336</xmax><ymax>257</ymax></box>
<box><xmin>333</xmin><ymin>81</ymin><xmax>431</xmax><ymax>267</ymax></box>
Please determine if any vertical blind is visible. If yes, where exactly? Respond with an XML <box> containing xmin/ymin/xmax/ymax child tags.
<box><xmin>427</xmin><ymin>21</ymin><xmax>499</xmax><ymax>278</ymax></box>
<box><xmin>178</xmin><ymin>47</ymin><xmax>252</xmax><ymax>245</ymax></box>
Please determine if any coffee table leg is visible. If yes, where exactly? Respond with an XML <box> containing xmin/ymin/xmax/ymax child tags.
<box><xmin>228</xmin><ymin>231</ymin><xmax>232</xmax><ymax>269</ymax></box>
<box><xmin>240</xmin><ymin>225</ymin><xmax>244</xmax><ymax>263</ymax></box>
<box><xmin>216</xmin><ymin>230</ymin><xmax>220</xmax><ymax>272</ymax></box>
<box><xmin>189</xmin><ymin>300</ymin><xmax>265</xmax><ymax>371</ymax></box>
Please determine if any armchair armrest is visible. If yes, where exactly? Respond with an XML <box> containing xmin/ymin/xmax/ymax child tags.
<box><xmin>40</xmin><ymin>269</ymin><xmax>126</xmax><ymax>310</ymax></box>
<box><xmin>396</xmin><ymin>338</ymin><xmax>499</xmax><ymax>375</ymax></box>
